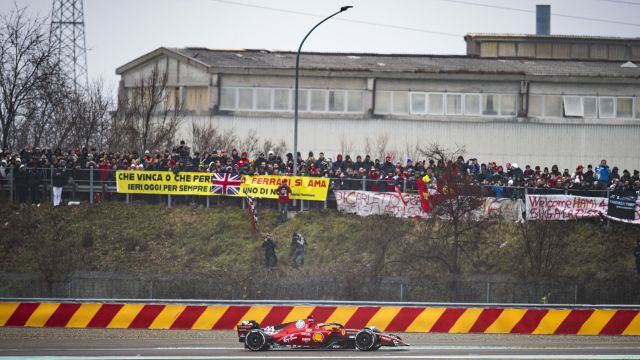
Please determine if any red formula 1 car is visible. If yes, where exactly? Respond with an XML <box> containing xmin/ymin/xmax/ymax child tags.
<box><xmin>237</xmin><ymin>316</ymin><xmax>408</xmax><ymax>351</ymax></box>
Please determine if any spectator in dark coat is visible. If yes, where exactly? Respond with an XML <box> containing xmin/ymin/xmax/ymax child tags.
<box><xmin>262</xmin><ymin>234</ymin><xmax>277</xmax><ymax>269</ymax></box>
<box><xmin>15</xmin><ymin>165</ymin><xmax>29</xmax><ymax>205</ymax></box>
<box><xmin>52</xmin><ymin>165</ymin><xmax>67</xmax><ymax>207</ymax></box>
<box><xmin>382</xmin><ymin>155</ymin><xmax>395</xmax><ymax>175</ymax></box>
<box><xmin>28</xmin><ymin>167</ymin><xmax>42</xmax><ymax>206</ymax></box>
<box><xmin>332</xmin><ymin>154</ymin><xmax>345</xmax><ymax>172</ymax></box>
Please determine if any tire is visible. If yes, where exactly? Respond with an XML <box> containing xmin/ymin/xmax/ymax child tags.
<box><xmin>245</xmin><ymin>330</ymin><xmax>267</xmax><ymax>351</ymax></box>
<box><xmin>354</xmin><ymin>329</ymin><xmax>377</xmax><ymax>351</ymax></box>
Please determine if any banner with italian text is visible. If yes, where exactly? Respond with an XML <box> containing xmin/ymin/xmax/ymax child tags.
<box><xmin>116</xmin><ymin>171</ymin><xmax>329</xmax><ymax>201</ymax></box>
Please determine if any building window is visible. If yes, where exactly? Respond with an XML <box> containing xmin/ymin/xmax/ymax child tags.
<box><xmin>273</xmin><ymin>89</ymin><xmax>290</xmax><ymax>110</ymax></box>
<box><xmin>220</xmin><ymin>87</ymin><xmax>236</xmax><ymax>109</ymax></box>
<box><xmin>428</xmin><ymin>93</ymin><xmax>444</xmax><ymax>115</ymax></box>
<box><xmin>563</xmin><ymin>96</ymin><xmax>583</xmax><ymax>117</ymax></box>
<box><xmin>636</xmin><ymin>97</ymin><xmax>640</xmax><ymax>118</ymax></box>
<box><xmin>464</xmin><ymin>94</ymin><xmax>480</xmax><ymax>115</ymax></box>
<box><xmin>347</xmin><ymin>91</ymin><xmax>363</xmax><ymax>112</ymax></box>
<box><xmin>583</xmin><ymin>97</ymin><xmax>598</xmax><ymax>117</ymax></box>
<box><xmin>528</xmin><ymin>95</ymin><xmax>542</xmax><ymax>116</ymax></box>
<box><xmin>375</xmin><ymin>91</ymin><xmax>391</xmax><ymax>114</ymax></box>
<box><xmin>616</xmin><ymin>97</ymin><xmax>633</xmax><ymax>118</ymax></box>
<box><xmin>238</xmin><ymin>88</ymin><xmax>254</xmax><ymax>110</ymax></box>
<box><xmin>482</xmin><ymin>94</ymin><xmax>498</xmax><ymax>116</ymax></box>
<box><xmin>164</xmin><ymin>87</ymin><xmax>180</xmax><ymax>110</ymax></box>
<box><xmin>500</xmin><ymin>94</ymin><xmax>517</xmax><ymax>116</ymax></box>
<box><xmin>310</xmin><ymin>90</ymin><xmax>326</xmax><ymax>111</ymax></box>
<box><xmin>294</xmin><ymin>89</ymin><xmax>308</xmax><ymax>111</ymax></box>
<box><xmin>410</xmin><ymin>93</ymin><xmax>426</xmax><ymax>114</ymax></box>
<box><xmin>446</xmin><ymin>94</ymin><xmax>462</xmax><ymax>115</ymax></box>
<box><xmin>599</xmin><ymin>97</ymin><xmax>615</xmax><ymax>118</ymax></box>
<box><xmin>185</xmin><ymin>87</ymin><xmax>209</xmax><ymax>112</ymax></box>
<box><xmin>255</xmin><ymin>88</ymin><xmax>272</xmax><ymax>110</ymax></box>
<box><xmin>543</xmin><ymin>95</ymin><xmax>562</xmax><ymax>117</ymax></box>
<box><xmin>392</xmin><ymin>92</ymin><xmax>409</xmax><ymax>114</ymax></box>
<box><xmin>328</xmin><ymin>90</ymin><xmax>345</xmax><ymax>112</ymax></box>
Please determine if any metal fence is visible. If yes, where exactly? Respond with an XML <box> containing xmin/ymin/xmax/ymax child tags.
<box><xmin>0</xmin><ymin>167</ymin><xmax>610</xmax><ymax>209</ymax></box>
<box><xmin>1</xmin><ymin>271</ymin><xmax>638</xmax><ymax>304</ymax></box>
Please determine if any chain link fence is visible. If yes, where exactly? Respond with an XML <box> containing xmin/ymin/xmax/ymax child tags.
<box><xmin>1</xmin><ymin>271</ymin><xmax>638</xmax><ymax>304</ymax></box>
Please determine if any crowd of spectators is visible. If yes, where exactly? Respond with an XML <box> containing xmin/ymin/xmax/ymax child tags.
<box><xmin>1</xmin><ymin>141</ymin><xmax>640</xmax><ymax>202</ymax></box>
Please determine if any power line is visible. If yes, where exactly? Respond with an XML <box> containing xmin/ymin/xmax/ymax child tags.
<box><xmin>599</xmin><ymin>0</ymin><xmax>640</xmax><ymax>6</ymax></box>
<box><xmin>208</xmin><ymin>0</ymin><xmax>461</xmax><ymax>38</ymax></box>
<box><xmin>436</xmin><ymin>0</ymin><xmax>640</xmax><ymax>28</ymax></box>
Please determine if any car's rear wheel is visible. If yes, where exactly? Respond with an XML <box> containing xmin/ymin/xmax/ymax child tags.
<box><xmin>354</xmin><ymin>329</ymin><xmax>377</xmax><ymax>351</ymax></box>
<box><xmin>245</xmin><ymin>330</ymin><xmax>267</xmax><ymax>351</ymax></box>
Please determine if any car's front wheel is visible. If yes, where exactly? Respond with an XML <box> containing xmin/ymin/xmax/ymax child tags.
<box><xmin>245</xmin><ymin>330</ymin><xmax>267</xmax><ymax>351</ymax></box>
<box><xmin>354</xmin><ymin>329</ymin><xmax>377</xmax><ymax>351</ymax></box>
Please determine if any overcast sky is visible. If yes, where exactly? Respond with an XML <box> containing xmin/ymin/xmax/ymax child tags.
<box><xmin>3</xmin><ymin>0</ymin><xmax>639</xmax><ymax>95</ymax></box>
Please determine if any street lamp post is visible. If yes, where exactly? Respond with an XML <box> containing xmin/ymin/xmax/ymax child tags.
<box><xmin>293</xmin><ymin>6</ymin><xmax>353</xmax><ymax>176</ymax></box>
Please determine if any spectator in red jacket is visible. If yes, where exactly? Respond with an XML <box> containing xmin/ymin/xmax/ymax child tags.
<box><xmin>276</xmin><ymin>179</ymin><xmax>292</xmax><ymax>223</ymax></box>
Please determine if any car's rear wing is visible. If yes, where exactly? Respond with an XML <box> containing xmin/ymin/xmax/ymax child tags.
<box><xmin>237</xmin><ymin>320</ymin><xmax>260</xmax><ymax>340</ymax></box>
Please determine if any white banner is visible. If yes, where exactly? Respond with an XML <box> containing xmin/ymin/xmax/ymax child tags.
<box><xmin>334</xmin><ymin>191</ymin><xmax>426</xmax><ymax>218</ymax></box>
<box><xmin>334</xmin><ymin>191</ymin><xmax>524</xmax><ymax>221</ymax></box>
<box><xmin>525</xmin><ymin>194</ymin><xmax>640</xmax><ymax>224</ymax></box>
<box><xmin>480</xmin><ymin>197</ymin><xmax>525</xmax><ymax>222</ymax></box>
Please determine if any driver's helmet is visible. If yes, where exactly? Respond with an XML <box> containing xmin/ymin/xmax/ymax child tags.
<box><xmin>306</xmin><ymin>314</ymin><xmax>315</xmax><ymax>326</ymax></box>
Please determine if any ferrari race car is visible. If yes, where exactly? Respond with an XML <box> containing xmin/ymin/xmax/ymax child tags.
<box><xmin>237</xmin><ymin>316</ymin><xmax>408</xmax><ymax>351</ymax></box>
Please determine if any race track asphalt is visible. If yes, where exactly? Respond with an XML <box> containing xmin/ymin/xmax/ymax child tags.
<box><xmin>1</xmin><ymin>328</ymin><xmax>640</xmax><ymax>359</ymax></box>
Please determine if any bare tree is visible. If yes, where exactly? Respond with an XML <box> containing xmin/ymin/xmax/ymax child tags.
<box><xmin>516</xmin><ymin>221</ymin><xmax>571</xmax><ymax>277</ymax></box>
<box><xmin>110</xmin><ymin>65</ymin><xmax>182</xmax><ymax>152</ymax></box>
<box><xmin>261</xmin><ymin>139</ymin><xmax>287</xmax><ymax>157</ymax></box>
<box><xmin>0</xmin><ymin>6</ymin><xmax>56</xmax><ymax>149</ymax></box>
<box><xmin>190</xmin><ymin>123</ymin><xmax>237</xmax><ymax>154</ymax></box>
<box><xmin>339</xmin><ymin>135</ymin><xmax>354</xmax><ymax>156</ymax></box>
<box><xmin>71</xmin><ymin>79</ymin><xmax>112</xmax><ymax>150</ymax></box>
<box><xmin>407</xmin><ymin>144</ymin><xmax>495</xmax><ymax>285</ymax></box>
<box><xmin>17</xmin><ymin>63</ymin><xmax>68</xmax><ymax>148</ymax></box>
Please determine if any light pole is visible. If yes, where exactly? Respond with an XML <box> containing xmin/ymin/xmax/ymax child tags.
<box><xmin>293</xmin><ymin>6</ymin><xmax>353</xmax><ymax>176</ymax></box>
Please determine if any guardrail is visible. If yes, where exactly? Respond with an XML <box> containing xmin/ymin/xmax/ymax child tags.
<box><xmin>1</xmin><ymin>299</ymin><xmax>638</xmax><ymax>335</ymax></box>
<box><xmin>0</xmin><ymin>167</ymin><xmax>611</xmax><ymax>209</ymax></box>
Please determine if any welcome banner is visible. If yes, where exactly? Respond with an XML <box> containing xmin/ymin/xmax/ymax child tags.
<box><xmin>116</xmin><ymin>171</ymin><xmax>329</xmax><ymax>201</ymax></box>
<box><xmin>526</xmin><ymin>194</ymin><xmax>640</xmax><ymax>224</ymax></box>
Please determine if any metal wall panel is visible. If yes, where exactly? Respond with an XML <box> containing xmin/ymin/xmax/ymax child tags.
<box><xmin>179</xmin><ymin>115</ymin><xmax>640</xmax><ymax>171</ymax></box>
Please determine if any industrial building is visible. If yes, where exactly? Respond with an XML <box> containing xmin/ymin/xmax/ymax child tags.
<box><xmin>115</xmin><ymin>33</ymin><xmax>640</xmax><ymax>169</ymax></box>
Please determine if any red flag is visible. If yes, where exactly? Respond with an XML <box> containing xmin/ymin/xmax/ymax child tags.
<box><xmin>416</xmin><ymin>179</ymin><xmax>431</xmax><ymax>213</ymax></box>
<box><xmin>394</xmin><ymin>186</ymin><xmax>408</xmax><ymax>206</ymax></box>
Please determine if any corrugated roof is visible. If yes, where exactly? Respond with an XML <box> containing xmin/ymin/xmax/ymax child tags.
<box><xmin>167</xmin><ymin>48</ymin><xmax>640</xmax><ymax>78</ymax></box>
<box><xmin>464</xmin><ymin>33</ymin><xmax>640</xmax><ymax>41</ymax></box>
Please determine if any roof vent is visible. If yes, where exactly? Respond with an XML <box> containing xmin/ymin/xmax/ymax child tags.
<box><xmin>377</xmin><ymin>62</ymin><xmax>386</xmax><ymax>67</ymax></box>
<box><xmin>347</xmin><ymin>55</ymin><xmax>360</xmax><ymax>59</ymax></box>
<box><xmin>621</xmin><ymin>61</ymin><xmax>637</xmax><ymax>68</ymax></box>
<box><xmin>235</xmin><ymin>53</ymin><xmax>244</xmax><ymax>57</ymax></box>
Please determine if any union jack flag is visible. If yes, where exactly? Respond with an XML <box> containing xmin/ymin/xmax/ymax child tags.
<box><xmin>211</xmin><ymin>173</ymin><xmax>242</xmax><ymax>195</ymax></box>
